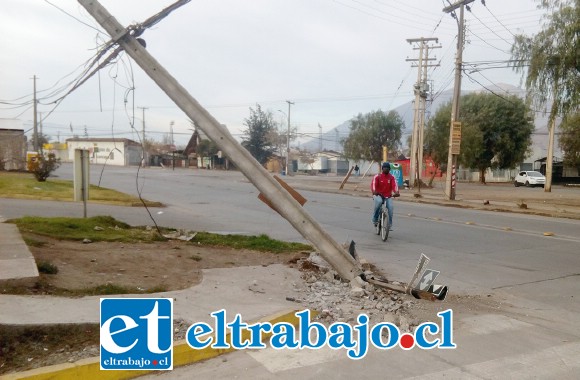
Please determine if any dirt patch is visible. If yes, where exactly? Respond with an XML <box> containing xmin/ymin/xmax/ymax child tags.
<box><xmin>3</xmin><ymin>234</ymin><xmax>307</xmax><ymax>295</ymax></box>
<box><xmin>0</xmin><ymin>324</ymin><xmax>100</xmax><ymax>374</ymax></box>
<box><xmin>0</xmin><ymin>234</ymin><xmax>308</xmax><ymax>374</ymax></box>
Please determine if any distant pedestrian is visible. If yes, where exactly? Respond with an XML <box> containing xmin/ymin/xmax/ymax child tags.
<box><xmin>354</xmin><ymin>164</ymin><xmax>359</xmax><ymax>176</ymax></box>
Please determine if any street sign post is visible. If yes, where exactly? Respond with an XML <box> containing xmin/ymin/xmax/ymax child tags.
<box><xmin>416</xmin><ymin>269</ymin><xmax>440</xmax><ymax>291</ymax></box>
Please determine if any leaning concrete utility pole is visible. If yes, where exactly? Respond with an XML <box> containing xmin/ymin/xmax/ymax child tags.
<box><xmin>443</xmin><ymin>0</ymin><xmax>473</xmax><ymax>200</ymax></box>
<box><xmin>79</xmin><ymin>0</ymin><xmax>362</xmax><ymax>282</ymax></box>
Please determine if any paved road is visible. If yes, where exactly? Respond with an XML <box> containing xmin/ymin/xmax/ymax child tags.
<box><xmin>3</xmin><ymin>163</ymin><xmax>579</xmax><ymax>298</ymax></box>
<box><xmin>2</xmin><ymin>164</ymin><xmax>580</xmax><ymax>378</ymax></box>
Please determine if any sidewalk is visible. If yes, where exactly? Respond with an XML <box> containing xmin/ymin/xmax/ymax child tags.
<box><xmin>282</xmin><ymin>174</ymin><xmax>580</xmax><ymax>220</ymax></box>
<box><xmin>0</xmin><ymin>264</ymin><xmax>303</xmax><ymax>325</ymax></box>
<box><xmin>0</xmin><ymin>223</ymin><xmax>38</xmax><ymax>283</ymax></box>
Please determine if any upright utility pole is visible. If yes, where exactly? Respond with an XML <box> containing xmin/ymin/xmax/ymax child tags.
<box><xmin>545</xmin><ymin>111</ymin><xmax>556</xmax><ymax>192</ymax></box>
<box><xmin>318</xmin><ymin>123</ymin><xmax>322</xmax><ymax>153</ymax></box>
<box><xmin>409</xmin><ymin>41</ymin><xmax>423</xmax><ymax>188</ymax></box>
<box><xmin>138</xmin><ymin>106</ymin><xmax>148</xmax><ymax>166</ymax></box>
<box><xmin>406</xmin><ymin>38</ymin><xmax>439</xmax><ymax>188</ymax></box>
<box><xmin>286</xmin><ymin>100</ymin><xmax>294</xmax><ymax>175</ymax></box>
<box><xmin>443</xmin><ymin>0</ymin><xmax>474</xmax><ymax>200</ymax></box>
<box><xmin>32</xmin><ymin>75</ymin><xmax>38</xmax><ymax>151</ymax></box>
<box><xmin>79</xmin><ymin>0</ymin><xmax>362</xmax><ymax>282</ymax></box>
<box><xmin>138</xmin><ymin>107</ymin><xmax>147</xmax><ymax>143</ymax></box>
<box><xmin>39</xmin><ymin>113</ymin><xmax>43</xmax><ymax>152</ymax></box>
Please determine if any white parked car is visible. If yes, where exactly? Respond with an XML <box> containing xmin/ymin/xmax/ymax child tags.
<box><xmin>514</xmin><ymin>171</ymin><xmax>546</xmax><ymax>187</ymax></box>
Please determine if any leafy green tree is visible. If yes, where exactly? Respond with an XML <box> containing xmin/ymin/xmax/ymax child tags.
<box><xmin>461</xmin><ymin>93</ymin><xmax>534</xmax><ymax>183</ymax></box>
<box><xmin>342</xmin><ymin>110</ymin><xmax>403</xmax><ymax>163</ymax></box>
<box><xmin>511</xmin><ymin>0</ymin><xmax>579</xmax><ymax>190</ymax></box>
<box><xmin>425</xmin><ymin>101</ymin><xmax>485</xmax><ymax>184</ymax></box>
<box><xmin>559</xmin><ymin>112</ymin><xmax>580</xmax><ymax>170</ymax></box>
<box><xmin>428</xmin><ymin>93</ymin><xmax>534</xmax><ymax>183</ymax></box>
<box><xmin>241</xmin><ymin>105</ymin><xmax>277</xmax><ymax>165</ymax></box>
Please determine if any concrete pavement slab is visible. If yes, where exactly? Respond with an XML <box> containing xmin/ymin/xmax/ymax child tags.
<box><xmin>0</xmin><ymin>223</ymin><xmax>38</xmax><ymax>281</ymax></box>
<box><xmin>0</xmin><ymin>264</ymin><xmax>304</xmax><ymax>325</ymax></box>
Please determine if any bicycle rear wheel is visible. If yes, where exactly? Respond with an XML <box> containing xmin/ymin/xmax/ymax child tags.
<box><xmin>381</xmin><ymin>211</ymin><xmax>390</xmax><ymax>241</ymax></box>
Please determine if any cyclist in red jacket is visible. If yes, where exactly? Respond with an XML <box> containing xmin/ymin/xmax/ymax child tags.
<box><xmin>371</xmin><ymin>162</ymin><xmax>400</xmax><ymax>230</ymax></box>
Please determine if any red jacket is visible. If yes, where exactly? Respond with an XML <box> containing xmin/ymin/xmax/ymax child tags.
<box><xmin>371</xmin><ymin>173</ymin><xmax>399</xmax><ymax>198</ymax></box>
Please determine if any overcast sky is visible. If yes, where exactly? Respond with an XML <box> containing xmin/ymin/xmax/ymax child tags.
<box><xmin>0</xmin><ymin>0</ymin><xmax>545</xmax><ymax>147</ymax></box>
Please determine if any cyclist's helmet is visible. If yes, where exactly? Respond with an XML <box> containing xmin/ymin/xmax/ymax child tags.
<box><xmin>381</xmin><ymin>162</ymin><xmax>390</xmax><ymax>170</ymax></box>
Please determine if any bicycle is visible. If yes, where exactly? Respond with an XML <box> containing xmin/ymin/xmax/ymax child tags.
<box><xmin>375</xmin><ymin>198</ymin><xmax>391</xmax><ymax>241</ymax></box>
<box><xmin>374</xmin><ymin>193</ymin><xmax>399</xmax><ymax>241</ymax></box>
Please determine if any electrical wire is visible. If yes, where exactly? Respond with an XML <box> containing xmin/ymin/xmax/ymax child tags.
<box><xmin>331</xmin><ymin>0</ymin><xmax>447</xmax><ymax>32</ymax></box>
<box><xmin>97</xmin><ymin>64</ymin><xmax>121</xmax><ymax>188</ymax></box>
<box><xmin>43</xmin><ymin>0</ymin><xmax>103</xmax><ymax>34</ymax></box>
<box><xmin>463</xmin><ymin>70</ymin><xmax>546</xmax><ymax>115</ymax></box>
<box><xmin>36</xmin><ymin>45</ymin><xmax>122</xmax><ymax>126</ymax></box>
<box><xmin>117</xmin><ymin>56</ymin><xmax>163</xmax><ymax>236</ymax></box>
<box><xmin>466</xmin><ymin>6</ymin><xmax>513</xmax><ymax>46</ymax></box>
<box><xmin>12</xmin><ymin>105</ymin><xmax>34</xmax><ymax>120</ymax></box>
<box><xmin>347</xmin><ymin>0</ymin><xmax>441</xmax><ymax>28</ymax></box>
<box><xmin>467</xmin><ymin>26</ymin><xmax>511</xmax><ymax>54</ymax></box>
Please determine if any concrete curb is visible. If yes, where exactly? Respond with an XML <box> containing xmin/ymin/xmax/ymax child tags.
<box><xmin>0</xmin><ymin>308</ymin><xmax>316</xmax><ymax>380</ymax></box>
<box><xmin>287</xmin><ymin>181</ymin><xmax>580</xmax><ymax>221</ymax></box>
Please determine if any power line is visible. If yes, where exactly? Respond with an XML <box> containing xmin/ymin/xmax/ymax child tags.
<box><xmin>43</xmin><ymin>0</ymin><xmax>103</xmax><ymax>33</ymax></box>
<box><xmin>462</xmin><ymin>70</ymin><xmax>546</xmax><ymax>114</ymax></box>
<box><xmin>331</xmin><ymin>0</ymin><xmax>453</xmax><ymax>32</ymax></box>
<box><xmin>467</xmin><ymin>27</ymin><xmax>511</xmax><ymax>54</ymax></box>
<box><xmin>466</xmin><ymin>6</ymin><xmax>513</xmax><ymax>45</ymax></box>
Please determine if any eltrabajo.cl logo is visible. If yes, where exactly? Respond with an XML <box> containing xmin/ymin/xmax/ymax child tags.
<box><xmin>100</xmin><ymin>298</ymin><xmax>173</xmax><ymax>370</ymax></box>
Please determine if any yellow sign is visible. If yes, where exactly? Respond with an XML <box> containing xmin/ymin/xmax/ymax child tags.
<box><xmin>452</xmin><ymin>122</ymin><xmax>461</xmax><ymax>136</ymax></box>
<box><xmin>382</xmin><ymin>146</ymin><xmax>388</xmax><ymax>162</ymax></box>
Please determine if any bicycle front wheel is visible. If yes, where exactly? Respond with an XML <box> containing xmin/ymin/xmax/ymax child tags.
<box><xmin>381</xmin><ymin>211</ymin><xmax>389</xmax><ymax>241</ymax></box>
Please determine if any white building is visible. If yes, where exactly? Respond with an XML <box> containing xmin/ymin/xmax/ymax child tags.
<box><xmin>66</xmin><ymin>138</ymin><xmax>142</xmax><ymax>166</ymax></box>
<box><xmin>296</xmin><ymin>150</ymin><xmax>349</xmax><ymax>175</ymax></box>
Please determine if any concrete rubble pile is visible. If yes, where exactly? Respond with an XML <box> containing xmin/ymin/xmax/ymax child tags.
<box><xmin>291</xmin><ymin>253</ymin><xmax>418</xmax><ymax>333</ymax></box>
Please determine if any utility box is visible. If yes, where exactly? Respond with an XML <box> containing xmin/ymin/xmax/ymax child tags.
<box><xmin>26</xmin><ymin>151</ymin><xmax>39</xmax><ymax>171</ymax></box>
<box><xmin>391</xmin><ymin>163</ymin><xmax>404</xmax><ymax>187</ymax></box>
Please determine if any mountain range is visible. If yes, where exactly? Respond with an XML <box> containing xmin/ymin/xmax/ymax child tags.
<box><xmin>300</xmin><ymin>83</ymin><xmax>560</xmax><ymax>162</ymax></box>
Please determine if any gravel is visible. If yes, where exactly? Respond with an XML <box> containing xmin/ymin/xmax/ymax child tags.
<box><xmin>293</xmin><ymin>252</ymin><xmax>419</xmax><ymax>332</ymax></box>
